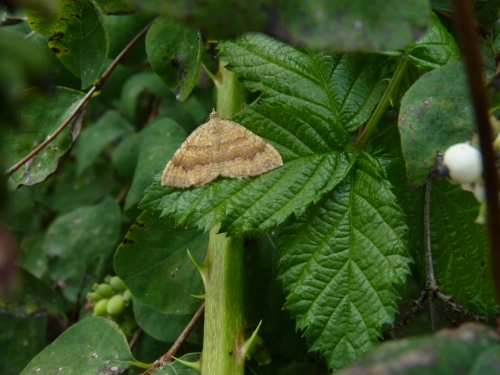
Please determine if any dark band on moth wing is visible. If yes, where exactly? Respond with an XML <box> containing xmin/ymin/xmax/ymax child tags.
<box><xmin>217</xmin><ymin>136</ymin><xmax>268</xmax><ymax>163</ymax></box>
<box><xmin>169</xmin><ymin>144</ymin><xmax>215</xmax><ymax>170</ymax></box>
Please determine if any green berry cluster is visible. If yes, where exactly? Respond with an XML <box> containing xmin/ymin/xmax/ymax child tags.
<box><xmin>86</xmin><ymin>276</ymin><xmax>136</xmax><ymax>336</ymax></box>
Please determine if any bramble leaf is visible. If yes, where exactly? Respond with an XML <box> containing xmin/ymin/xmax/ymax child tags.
<box><xmin>141</xmin><ymin>33</ymin><xmax>394</xmax><ymax>236</ymax></box>
<box><xmin>278</xmin><ymin>152</ymin><xmax>410</xmax><ymax>370</ymax></box>
<box><xmin>430</xmin><ymin>180</ymin><xmax>498</xmax><ymax>315</ymax></box>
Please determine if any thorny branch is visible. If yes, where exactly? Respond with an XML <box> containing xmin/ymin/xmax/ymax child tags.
<box><xmin>4</xmin><ymin>20</ymin><xmax>155</xmax><ymax>176</ymax></box>
<box><xmin>140</xmin><ymin>302</ymin><xmax>205</xmax><ymax>375</ymax></box>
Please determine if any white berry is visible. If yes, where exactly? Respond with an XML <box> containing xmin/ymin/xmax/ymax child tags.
<box><xmin>443</xmin><ymin>143</ymin><xmax>482</xmax><ymax>184</ymax></box>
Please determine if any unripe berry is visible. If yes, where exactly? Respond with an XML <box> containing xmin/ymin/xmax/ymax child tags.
<box><xmin>109</xmin><ymin>276</ymin><xmax>127</xmax><ymax>292</ymax></box>
<box><xmin>87</xmin><ymin>291</ymin><xmax>102</xmax><ymax>303</ymax></box>
<box><xmin>107</xmin><ymin>295</ymin><xmax>125</xmax><ymax>316</ymax></box>
<box><xmin>95</xmin><ymin>283</ymin><xmax>114</xmax><ymax>298</ymax></box>
<box><xmin>122</xmin><ymin>289</ymin><xmax>133</xmax><ymax>302</ymax></box>
<box><xmin>93</xmin><ymin>298</ymin><xmax>109</xmax><ymax>316</ymax></box>
<box><xmin>443</xmin><ymin>143</ymin><xmax>482</xmax><ymax>184</ymax></box>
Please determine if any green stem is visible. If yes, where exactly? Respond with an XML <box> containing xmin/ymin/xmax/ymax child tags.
<box><xmin>200</xmin><ymin>61</ymin><xmax>246</xmax><ymax>375</ymax></box>
<box><xmin>216</xmin><ymin>61</ymin><xmax>246</xmax><ymax>118</ymax></box>
<box><xmin>355</xmin><ymin>55</ymin><xmax>409</xmax><ymax>151</ymax></box>
<box><xmin>201</xmin><ymin>224</ymin><xmax>245</xmax><ymax>374</ymax></box>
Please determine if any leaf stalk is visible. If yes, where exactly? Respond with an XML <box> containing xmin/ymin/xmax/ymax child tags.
<box><xmin>355</xmin><ymin>55</ymin><xmax>409</xmax><ymax>151</ymax></box>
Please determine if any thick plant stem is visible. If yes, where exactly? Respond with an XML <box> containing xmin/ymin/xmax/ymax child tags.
<box><xmin>201</xmin><ymin>224</ymin><xmax>245</xmax><ymax>375</ymax></box>
<box><xmin>355</xmin><ymin>55</ymin><xmax>408</xmax><ymax>151</ymax></box>
<box><xmin>215</xmin><ymin>60</ymin><xmax>246</xmax><ymax>118</ymax></box>
<box><xmin>200</xmin><ymin>61</ymin><xmax>246</xmax><ymax>375</ymax></box>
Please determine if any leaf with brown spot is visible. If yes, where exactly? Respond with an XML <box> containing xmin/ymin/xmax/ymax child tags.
<box><xmin>27</xmin><ymin>0</ymin><xmax>109</xmax><ymax>89</ymax></box>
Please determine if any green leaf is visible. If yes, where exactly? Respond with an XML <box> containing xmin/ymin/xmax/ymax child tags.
<box><xmin>112</xmin><ymin>132</ymin><xmax>143</xmax><ymax>180</ymax></box>
<box><xmin>119</xmin><ymin>72</ymin><xmax>171</xmax><ymax>123</ymax></box>
<box><xmin>140</xmin><ymin>34</ymin><xmax>395</xmax><ymax>236</ymax></box>
<box><xmin>244</xmin><ymin>230</ymin><xmax>309</xmax><ymax>361</ymax></box>
<box><xmin>338</xmin><ymin>323</ymin><xmax>500</xmax><ymax>375</ymax></box>
<box><xmin>42</xmin><ymin>197</ymin><xmax>121</xmax><ymax>301</ymax></box>
<box><xmin>20</xmin><ymin>317</ymin><xmax>137</xmax><ymax>375</ymax></box>
<box><xmin>95</xmin><ymin>0</ymin><xmax>136</xmax><ymax>14</ymax></box>
<box><xmin>276</xmin><ymin>0</ymin><xmax>429</xmax><ymax>51</ymax></box>
<box><xmin>430</xmin><ymin>180</ymin><xmax>498</xmax><ymax>315</ymax></box>
<box><xmin>140</xmin><ymin>152</ymin><xmax>355</xmax><ymax>236</ymax></box>
<box><xmin>399</xmin><ymin>61</ymin><xmax>474</xmax><ymax>186</ymax></box>
<box><xmin>125</xmin><ymin>118</ymin><xmax>186</xmax><ymax>210</ymax></box>
<box><xmin>218</xmin><ymin>33</ymin><xmax>391</xmax><ymax>133</ymax></box>
<box><xmin>151</xmin><ymin>353</ymin><xmax>201</xmax><ymax>375</ymax></box>
<box><xmin>0</xmin><ymin>315</ymin><xmax>47</xmax><ymax>375</ymax></box>
<box><xmin>384</xmin><ymin>12</ymin><xmax>460</xmax><ymax>70</ymax></box>
<box><xmin>74</xmin><ymin>110</ymin><xmax>134</xmax><ymax>175</ymax></box>
<box><xmin>278</xmin><ymin>152</ymin><xmax>411</xmax><ymax>371</ymax></box>
<box><xmin>406</xmin><ymin>12</ymin><xmax>461</xmax><ymax>69</ymax></box>
<box><xmin>0</xmin><ymin>269</ymin><xmax>70</xmax><ymax>317</ymax></box>
<box><xmin>33</xmin><ymin>158</ymin><xmax>118</xmax><ymax>213</ymax></box>
<box><xmin>1</xmin><ymin>87</ymin><xmax>85</xmax><ymax>189</ymax></box>
<box><xmin>27</xmin><ymin>0</ymin><xmax>109</xmax><ymax>89</ymax></box>
<box><xmin>136</xmin><ymin>0</ymin><xmax>270</xmax><ymax>39</ymax></box>
<box><xmin>146</xmin><ymin>18</ymin><xmax>202</xmax><ymax>101</ymax></box>
<box><xmin>133</xmin><ymin>298</ymin><xmax>203</xmax><ymax>344</ymax></box>
<box><xmin>6</xmin><ymin>186</ymin><xmax>34</xmax><ymax>240</ymax></box>
<box><xmin>114</xmin><ymin>210</ymin><xmax>207</xmax><ymax>314</ymax></box>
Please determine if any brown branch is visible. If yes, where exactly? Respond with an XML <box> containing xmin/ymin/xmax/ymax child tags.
<box><xmin>129</xmin><ymin>328</ymin><xmax>143</xmax><ymax>349</ymax></box>
<box><xmin>5</xmin><ymin>20</ymin><xmax>155</xmax><ymax>176</ymax></box>
<box><xmin>140</xmin><ymin>302</ymin><xmax>205</xmax><ymax>375</ymax></box>
<box><xmin>139</xmin><ymin>302</ymin><xmax>205</xmax><ymax>375</ymax></box>
<box><xmin>451</xmin><ymin>0</ymin><xmax>500</xmax><ymax>307</ymax></box>
<box><xmin>115</xmin><ymin>181</ymin><xmax>131</xmax><ymax>204</ymax></box>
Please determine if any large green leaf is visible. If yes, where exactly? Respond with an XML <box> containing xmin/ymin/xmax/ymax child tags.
<box><xmin>114</xmin><ymin>210</ymin><xmax>207</xmax><ymax>314</ymax></box>
<box><xmin>141</xmin><ymin>33</ymin><xmax>394</xmax><ymax>237</ymax></box>
<box><xmin>20</xmin><ymin>317</ymin><xmax>138</xmax><ymax>375</ymax></box>
<box><xmin>276</xmin><ymin>0</ymin><xmax>429</xmax><ymax>51</ymax></box>
<box><xmin>430</xmin><ymin>180</ymin><xmax>498</xmax><ymax>315</ymax></box>
<box><xmin>218</xmin><ymin>33</ymin><xmax>391</xmax><ymax>133</ymax></box>
<box><xmin>125</xmin><ymin>118</ymin><xmax>186</xmax><ymax>210</ymax></box>
<box><xmin>146</xmin><ymin>18</ymin><xmax>202</xmax><ymax>102</ymax></box>
<box><xmin>42</xmin><ymin>197</ymin><xmax>121</xmax><ymax>301</ymax></box>
<box><xmin>278</xmin><ymin>152</ymin><xmax>410</xmax><ymax>371</ymax></box>
<box><xmin>399</xmin><ymin>61</ymin><xmax>474</xmax><ymax>185</ymax></box>
<box><xmin>27</xmin><ymin>0</ymin><xmax>109</xmax><ymax>89</ymax></box>
<box><xmin>1</xmin><ymin>87</ymin><xmax>85</xmax><ymax>189</ymax></box>
<box><xmin>339</xmin><ymin>323</ymin><xmax>500</xmax><ymax>375</ymax></box>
